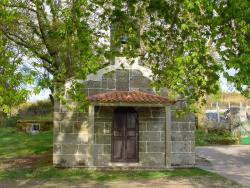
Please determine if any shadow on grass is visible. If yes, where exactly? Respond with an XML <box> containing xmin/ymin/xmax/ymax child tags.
<box><xmin>0</xmin><ymin>167</ymin><xmax>216</xmax><ymax>182</ymax></box>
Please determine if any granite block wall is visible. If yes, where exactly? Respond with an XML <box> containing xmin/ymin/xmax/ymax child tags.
<box><xmin>93</xmin><ymin>106</ymin><xmax>113</xmax><ymax>166</ymax></box>
<box><xmin>53</xmin><ymin>105</ymin><xmax>168</xmax><ymax>167</ymax></box>
<box><xmin>89</xmin><ymin>106</ymin><xmax>166</xmax><ymax>167</ymax></box>
<box><xmin>171</xmin><ymin>100</ymin><xmax>196</xmax><ymax>167</ymax></box>
<box><xmin>53</xmin><ymin>107</ymin><xmax>90</xmax><ymax>167</ymax></box>
<box><xmin>137</xmin><ymin>107</ymin><xmax>166</xmax><ymax>167</ymax></box>
<box><xmin>53</xmin><ymin>101</ymin><xmax>196</xmax><ymax>168</ymax></box>
<box><xmin>53</xmin><ymin>66</ymin><xmax>196</xmax><ymax>168</ymax></box>
<box><xmin>84</xmin><ymin>69</ymin><xmax>153</xmax><ymax>97</ymax></box>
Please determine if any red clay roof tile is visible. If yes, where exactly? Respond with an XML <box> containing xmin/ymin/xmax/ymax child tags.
<box><xmin>87</xmin><ymin>91</ymin><xmax>173</xmax><ymax>104</ymax></box>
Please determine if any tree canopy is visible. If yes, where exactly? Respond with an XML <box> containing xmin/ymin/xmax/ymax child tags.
<box><xmin>0</xmin><ymin>33</ymin><xmax>30</xmax><ymax>113</ymax></box>
<box><xmin>0</xmin><ymin>0</ymin><xmax>108</xmax><ymax>109</ymax></box>
<box><xmin>0</xmin><ymin>0</ymin><xmax>249</xmax><ymax>110</ymax></box>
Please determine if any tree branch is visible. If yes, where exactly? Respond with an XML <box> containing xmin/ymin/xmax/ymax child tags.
<box><xmin>34</xmin><ymin>1</ymin><xmax>57</xmax><ymax>58</ymax></box>
<box><xmin>3</xmin><ymin>32</ymin><xmax>53</xmax><ymax>66</ymax></box>
<box><xmin>6</xmin><ymin>4</ymin><xmax>37</xmax><ymax>13</ymax></box>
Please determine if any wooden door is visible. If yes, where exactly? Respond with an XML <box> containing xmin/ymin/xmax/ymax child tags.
<box><xmin>112</xmin><ymin>107</ymin><xmax>139</xmax><ymax>162</ymax></box>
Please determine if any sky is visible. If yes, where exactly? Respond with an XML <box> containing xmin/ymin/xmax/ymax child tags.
<box><xmin>28</xmin><ymin>89</ymin><xmax>50</xmax><ymax>102</ymax></box>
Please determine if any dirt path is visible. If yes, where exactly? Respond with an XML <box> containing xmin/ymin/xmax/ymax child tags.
<box><xmin>0</xmin><ymin>150</ymin><xmax>245</xmax><ymax>188</ymax></box>
<box><xmin>0</xmin><ymin>176</ymin><xmax>245</xmax><ymax>188</ymax></box>
<box><xmin>196</xmin><ymin>145</ymin><xmax>250</xmax><ymax>187</ymax></box>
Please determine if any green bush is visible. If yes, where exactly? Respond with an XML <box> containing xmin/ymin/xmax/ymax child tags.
<box><xmin>18</xmin><ymin>100</ymin><xmax>52</xmax><ymax>118</ymax></box>
<box><xmin>2</xmin><ymin>117</ymin><xmax>20</xmax><ymax>128</ymax></box>
<box><xmin>14</xmin><ymin>100</ymin><xmax>53</xmax><ymax>121</ymax></box>
<box><xmin>196</xmin><ymin>129</ymin><xmax>238</xmax><ymax>146</ymax></box>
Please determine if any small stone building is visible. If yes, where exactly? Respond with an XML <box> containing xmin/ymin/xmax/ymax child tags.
<box><xmin>17</xmin><ymin>120</ymin><xmax>53</xmax><ymax>133</ymax></box>
<box><xmin>53</xmin><ymin>57</ymin><xmax>195</xmax><ymax>168</ymax></box>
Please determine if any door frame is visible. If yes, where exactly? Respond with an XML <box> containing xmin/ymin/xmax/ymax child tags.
<box><xmin>111</xmin><ymin>107</ymin><xmax>139</xmax><ymax>163</ymax></box>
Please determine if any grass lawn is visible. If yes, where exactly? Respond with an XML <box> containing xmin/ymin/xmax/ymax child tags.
<box><xmin>0</xmin><ymin>165</ymin><xmax>215</xmax><ymax>182</ymax></box>
<box><xmin>0</xmin><ymin>127</ymin><xmax>244</xmax><ymax>187</ymax></box>
<box><xmin>0</xmin><ymin>127</ymin><xmax>52</xmax><ymax>159</ymax></box>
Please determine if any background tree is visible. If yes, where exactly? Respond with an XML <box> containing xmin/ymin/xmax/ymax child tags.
<box><xmin>0</xmin><ymin>33</ymin><xmax>30</xmax><ymax>114</ymax></box>
<box><xmin>0</xmin><ymin>0</ymin><xmax>107</xmax><ymax>109</ymax></box>
<box><xmin>101</xmin><ymin>0</ymin><xmax>250</xmax><ymax>108</ymax></box>
<box><xmin>146</xmin><ymin>0</ymin><xmax>249</xmax><ymax>105</ymax></box>
<box><xmin>222</xmin><ymin>0</ymin><xmax>250</xmax><ymax>98</ymax></box>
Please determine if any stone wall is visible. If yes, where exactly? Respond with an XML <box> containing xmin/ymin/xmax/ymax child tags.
<box><xmin>137</xmin><ymin>107</ymin><xmax>166</xmax><ymax>167</ymax></box>
<box><xmin>53</xmin><ymin>100</ymin><xmax>196</xmax><ymax>168</ymax></box>
<box><xmin>171</xmin><ymin>100</ymin><xmax>196</xmax><ymax>167</ymax></box>
<box><xmin>93</xmin><ymin>106</ymin><xmax>113</xmax><ymax>166</ymax></box>
<box><xmin>17</xmin><ymin>120</ymin><xmax>53</xmax><ymax>132</ymax></box>
<box><xmin>84</xmin><ymin>69</ymin><xmax>153</xmax><ymax>97</ymax></box>
<box><xmin>88</xmin><ymin>106</ymin><xmax>166</xmax><ymax>167</ymax></box>
<box><xmin>53</xmin><ymin>104</ymin><xmax>165</xmax><ymax>168</ymax></box>
<box><xmin>53</xmin><ymin>67</ymin><xmax>156</xmax><ymax>167</ymax></box>
<box><xmin>53</xmin><ymin>107</ymin><xmax>90</xmax><ymax>167</ymax></box>
<box><xmin>53</xmin><ymin>64</ymin><xmax>196</xmax><ymax>168</ymax></box>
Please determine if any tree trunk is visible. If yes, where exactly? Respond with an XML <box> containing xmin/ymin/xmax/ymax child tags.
<box><xmin>49</xmin><ymin>94</ymin><xmax>54</xmax><ymax>107</ymax></box>
<box><xmin>49</xmin><ymin>85</ymin><xmax>55</xmax><ymax>107</ymax></box>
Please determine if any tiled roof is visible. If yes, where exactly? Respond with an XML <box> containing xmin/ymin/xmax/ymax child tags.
<box><xmin>87</xmin><ymin>91</ymin><xmax>173</xmax><ymax>104</ymax></box>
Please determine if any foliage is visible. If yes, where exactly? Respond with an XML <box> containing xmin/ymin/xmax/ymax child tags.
<box><xmin>0</xmin><ymin>127</ymin><xmax>52</xmax><ymax>159</ymax></box>
<box><xmin>0</xmin><ymin>0</ymin><xmax>107</xmax><ymax>109</ymax></box>
<box><xmin>18</xmin><ymin>100</ymin><xmax>52</xmax><ymax>119</ymax></box>
<box><xmin>17</xmin><ymin>114</ymin><xmax>53</xmax><ymax>121</ymax></box>
<box><xmin>206</xmin><ymin>92</ymin><xmax>250</xmax><ymax>106</ymax></box>
<box><xmin>2</xmin><ymin>114</ymin><xmax>53</xmax><ymax>127</ymax></box>
<box><xmin>0</xmin><ymin>0</ymin><xmax>249</xmax><ymax>110</ymax></box>
<box><xmin>2</xmin><ymin>116</ymin><xmax>19</xmax><ymax>128</ymax></box>
<box><xmin>1</xmin><ymin>100</ymin><xmax>53</xmax><ymax>127</ymax></box>
<box><xmin>222</xmin><ymin>0</ymin><xmax>250</xmax><ymax>98</ymax></box>
<box><xmin>0</xmin><ymin>111</ymin><xmax>7</xmax><ymax>126</ymax></box>
<box><xmin>0</xmin><ymin>34</ymin><xmax>30</xmax><ymax>113</ymax></box>
<box><xmin>101</xmin><ymin>0</ymin><xmax>250</xmax><ymax>107</ymax></box>
<box><xmin>195</xmin><ymin>129</ymin><xmax>238</xmax><ymax>146</ymax></box>
<box><xmin>147</xmin><ymin>0</ymin><xmax>250</xmax><ymax>105</ymax></box>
